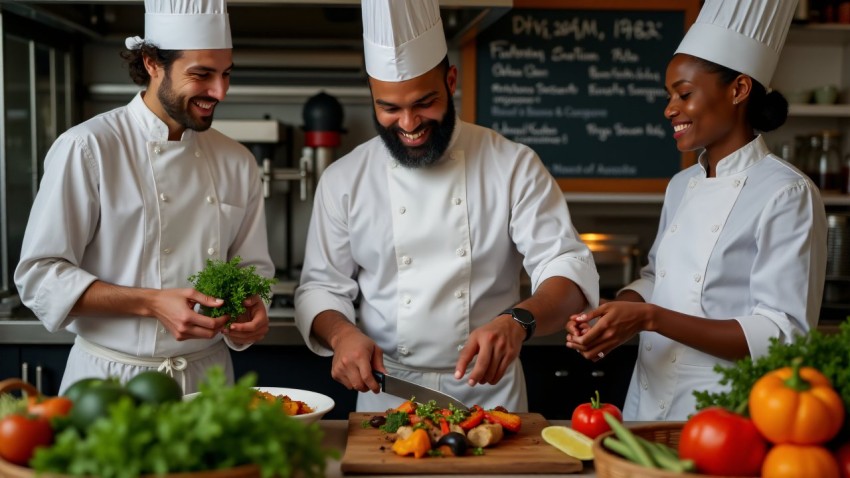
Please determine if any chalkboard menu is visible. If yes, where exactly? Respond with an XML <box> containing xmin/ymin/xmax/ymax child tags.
<box><xmin>462</xmin><ymin>1</ymin><xmax>699</xmax><ymax>191</ymax></box>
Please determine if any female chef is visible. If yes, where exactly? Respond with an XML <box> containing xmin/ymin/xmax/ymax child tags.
<box><xmin>566</xmin><ymin>0</ymin><xmax>827</xmax><ymax>420</ymax></box>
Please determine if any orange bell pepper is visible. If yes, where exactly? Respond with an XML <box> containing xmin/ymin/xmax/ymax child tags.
<box><xmin>391</xmin><ymin>428</ymin><xmax>432</xmax><ymax>458</ymax></box>
<box><xmin>762</xmin><ymin>444</ymin><xmax>840</xmax><ymax>478</ymax></box>
<box><xmin>394</xmin><ymin>400</ymin><xmax>417</xmax><ymax>414</ymax></box>
<box><xmin>459</xmin><ymin>405</ymin><xmax>485</xmax><ymax>431</ymax></box>
<box><xmin>749</xmin><ymin>357</ymin><xmax>845</xmax><ymax>445</ymax></box>
<box><xmin>484</xmin><ymin>409</ymin><xmax>522</xmax><ymax>433</ymax></box>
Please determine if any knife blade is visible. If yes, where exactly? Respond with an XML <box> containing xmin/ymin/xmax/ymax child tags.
<box><xmin>372</xmin><ymin>371</ymin><xmax>469</xmax><ymax>411</ymax></box>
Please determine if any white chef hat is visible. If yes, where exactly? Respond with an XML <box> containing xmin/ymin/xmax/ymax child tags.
<box><xmin>125</xmin><ymin>0</ymin><xmax>232</xmax><ymax>51</ymax></box>
<box><xmin>674</xmin><ymin>0</ymin><xmax>796</xmax><ymax>87</ymax></box>
<box><xmin>362</xmin><ymin>0</ymin><xmax>447</xmax><ymax>82</ymax></box>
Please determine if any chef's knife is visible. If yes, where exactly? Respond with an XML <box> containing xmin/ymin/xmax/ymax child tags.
<box><xmin>372</xmin><ymin>371</ymin><xmax>469</xmax><ymax>411</ymax></box>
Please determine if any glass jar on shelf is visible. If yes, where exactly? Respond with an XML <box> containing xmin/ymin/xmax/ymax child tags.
<box><xmin>817</xmin><ymin>130</ymin><xmax>843</xmax><ymax>193</ymax></box>
<box><xmin>805</xmin><ymin>134</ymin><xmax>822</xmax><ymax>181</ymax></box>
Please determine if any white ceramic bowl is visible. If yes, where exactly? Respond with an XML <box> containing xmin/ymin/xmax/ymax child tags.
<box><xmin>184</xmin><ymin>387</ymin><xmax>335</xmax><ymax>425</ymax></box>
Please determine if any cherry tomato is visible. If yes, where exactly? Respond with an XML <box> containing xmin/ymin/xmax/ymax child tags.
<box><xmin>678</xmin><ymin>407</ymin><xmax>768</xmax><ymax>476</ymax></box>
<box><xmin>571</xmin><ymin>390</ymin><xmax>623</xmax><ymax>439</ymax></box>
<box><xmin>27</xmin><ymin>396</ymin><xmax>73</xmax><ymax>420</ymax></box>
<box><xmin>0</xmin><ymin>414</ymin><xmax>53</xmax><ymax>466</ymax></box>
<box><xmin>837</xmin><ymin>442</ymin><xmax>850</xmax><ymax>478</ymax></box>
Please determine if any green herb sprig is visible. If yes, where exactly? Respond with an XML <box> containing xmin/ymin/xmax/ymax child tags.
<box><xmin>187</xmin><ymin>256</ymin><xmax>276</xmax><ymax>325</ymax></box>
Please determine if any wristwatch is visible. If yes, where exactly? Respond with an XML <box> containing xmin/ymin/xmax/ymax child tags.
<box><xmin>502</xmin><ymin>307</ymin><xmax>536</xmax><ymax>342</ymax></box>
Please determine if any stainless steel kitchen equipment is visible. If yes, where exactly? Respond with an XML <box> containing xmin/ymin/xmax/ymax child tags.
<box><xmin>825</xmin><ymin>213</ymin><xmax>850</xmax><ymax>304</ymax></box>
<box><xmin>579</xmin><ymin>233</ymin><xmax>641</xmax><ymax>296</ymax></box>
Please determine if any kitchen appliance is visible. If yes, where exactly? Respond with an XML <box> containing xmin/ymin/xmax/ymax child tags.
<box><xmin>372</xmin><ymin>371</ymin><xmax>468</xmax><ymax>411</ymax></box>
<box><xmin>579</xmin><ymin>233</ymin><xmax>641</xmax><ymax>296</ymax></box>
<box><xmin>302</xmin><ymin>91</ymin><xmax>346</xmax><ymax>180</ymax></box>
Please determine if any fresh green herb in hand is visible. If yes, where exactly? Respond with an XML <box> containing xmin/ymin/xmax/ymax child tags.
<box><xmin>187</xmin><ymin>256</ymin><xmax>276</xmax><ymax>325</ymax></box>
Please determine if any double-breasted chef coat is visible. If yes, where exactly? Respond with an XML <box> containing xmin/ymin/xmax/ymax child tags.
<box><xmin>15</xmin><ymin>93</ymin><xmax>275</xmax><ymax>394</ymax></box>
<box><xmin>295</xmin><ymin>118</ymin><xmax>599</xmax><ymax>412</ymax></box>
<box><xmin>622</xmin><ymin>136</ymin><xmax>827</xmax><ymax>420</ymax></box>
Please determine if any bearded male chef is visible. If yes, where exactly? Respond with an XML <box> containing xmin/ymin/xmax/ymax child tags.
<box><xmin>294</xmin><ymin>0</ymin><xmax>599</xmax><ymax>412</ymax></box>
<box><xmin>15</xmin><ymin>0</ymin><xmax>274</xmax><ymax>394</ymax></box>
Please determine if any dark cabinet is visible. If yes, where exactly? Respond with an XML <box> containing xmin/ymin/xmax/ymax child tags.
<box><xmin>0</xmin><ymin>344</ymin><xmax>71</xmax><ymax>396</ymax></box>
<box><xmin>230</xmin><ymin>345</ymin><xmax>357</xmax><ymax>420</ymax></box>
<box><xmin>521</xmin><ymin>344</ymin><xmax>637</xmax><ymax>419</ymax></box>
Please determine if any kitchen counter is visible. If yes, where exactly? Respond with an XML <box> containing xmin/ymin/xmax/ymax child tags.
<box><xmin>318</xmin><ymin>419</ymin><xmax>599</xmax><ymax>478</ymax></box>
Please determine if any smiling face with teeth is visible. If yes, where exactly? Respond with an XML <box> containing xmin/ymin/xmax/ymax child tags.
<box><xmin>369</xmin><ymin>60</ymin><xmax>458</xmax><ymax>168</ymax></box>
<box><xmin>143</xmin><ymin>49</ymin><xmax>233</xmax><ymax>140</ymax></box>
<box><xmin>664</xmin><ymin>53</ymin><xmax>755</xmax><ymax>168</ymax></box>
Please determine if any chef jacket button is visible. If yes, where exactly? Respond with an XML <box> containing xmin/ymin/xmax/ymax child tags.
<box><xmin>693</xmin><ymin>273</ymin><xmax>702</xmax><ymax>283</ymax></box>
<box><xmin>671</xmin><ymin>354</ymin><xmax>677</xmax><ymax>363</ymax></box>
<box><xmin>457</xmin><ymin>344</ymin><xmax>464</xmax><ymax>351</ymax></box>
<box><xmin>401</xmin><ymin>255</ymin><xmax>411</xmax><ymax>265</ymax></box>
<box><xmin>688</xmin><ymin>180</ymin><xmax>696</xmax><ymax>189</ymax></box>
<box><xmin>154</xmin><ymin>146</ymin><xmax>162</xmax><ymax>155</ymax></box>
<box><xmin>453</xmin><ymin>198</ymin><xmax>462</xmax><ymax>206</ymax></box>
<box><xmin>456</xmin><ymin>248</ymin><xmax>466</xmax><ymax>257</ymax></box>
<box><xmin>670</xmin><ymin>225</ymin><xmax>678</xmax><ymax>233</ymax></box>
<box><xmin>645</xmin><ymin>342</ymin><xmax>652</xmax><ymax>351</ymax></box>
<box><xmin>195</xmin><ymin>151</ymin><xmax>201</xmax><ymax>158</ymax></box>
<box><xmin>158</xmin><ymin>325</ymin><xmax>166</xmax><ymax>335</ymax></box>
<box><xmin>399</xmin><ymin>206</ymin><xmax>406</xmax><ymax>214</ymax></box>
<box><xmin>454</xmin><ymin>290</ymin><xmax>463</xmax><ymax>299</ymax></box>
<box><xmin>163</xmin><ymin>248</ymin><xmax>172</xmax><ymax>254</ymax></box>
<box><xmin>398</xmin><ymin>346</ymin><xmax>409</xmax><ymax>355</ymax></box>
<box><xmin>659</xmin><ymin>400</ymin><xmax>666</xmax><ymax>410</ymax></box>
<box><xmin>207</xmin><ymin>248</ymin><xmax>216</xmax><ymax>256</ymax></box>
<box><xmin>391</xmin><ymin>162</ymin><xmax>399</xmax><ymax>169</ymax></box>
<box><xmin>159</xmin><ymin>193</ymin><xmax>169</xmax><ymax>202</ymax></box>
<box><xmin>206</xmin><ymin>196</ymin><xmax>215</xmax><ymax>204</ymax></box>
<box><xmin>733</xmin><ymin>179</ymin><xmax>741</xmax><ymax>188</ymax></box>
<box><xmin>403</xmin><ymin>297</ymin><xmax>412</xmax><ymax>306</ymax></box>
<box><xmin>449</xmin><ymin>152</ymin><xmax>457</xmax><ymax>160</ymax></box>
<box><xmin>659</xmin><ymin>270</ymin><xmax>666</xmax><ymax>278</ymax></box>
<box><xmin>711</xmin><ymin>224</ymin><xmax>720</xmax><ymax>233</ymax></box>
<box><xmin>642</xmin><ymin>381</ymin><xmax>648</xmax><ymax>390</ymax></box>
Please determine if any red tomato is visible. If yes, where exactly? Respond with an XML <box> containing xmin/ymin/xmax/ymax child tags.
<box><xmin>27</xmin><ymin>396</ymin><xmax>73</xmax><ymax>420</ymax></box>
<box><xmin>0</xmin><ymin>414</ymin><xmax>53</xmax><ymax>466</ymax></box>
<box><xmin>837</xmin><ymin>442</ymin><xmax>850</xmax><ymax>478</ymax></box>
<box><xmin>678</xmin><ymin>407</ymin><xmax>768</xmax><ymax>476</ymax></box>
<box><xmin>570</xmin><ymin>390</ymin><xmax>623</xmax><ymax>439</ymax></box>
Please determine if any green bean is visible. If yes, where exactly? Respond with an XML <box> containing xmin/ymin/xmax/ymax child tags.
<box><xmin>603</xmin><ymin>436</ymin><xmax>639</xmax><ymax>462</ymax></box>
<box><xmin>602</xmin><ymin>412</ymin><xmax>654</xmax><ymax>468</ymax></box>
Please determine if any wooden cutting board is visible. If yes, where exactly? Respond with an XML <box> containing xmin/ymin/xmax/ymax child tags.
<box><xmin>340</xmin><ymin>413</ymin><xmax>584</xmax><ymax>474</ymax></box>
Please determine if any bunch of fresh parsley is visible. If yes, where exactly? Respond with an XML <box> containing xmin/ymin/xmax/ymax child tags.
<box><xmin>694</xmin><ymin>320</ymin><xmax>850</xmax><ymax>426</ymax></box>
<box><xmin>187</xmin><ymin>256</ymin><xmax>276</xmax><ymax>325</ymax></box>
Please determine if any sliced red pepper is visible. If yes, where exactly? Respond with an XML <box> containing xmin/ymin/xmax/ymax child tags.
<box><xmin>459</xmin><ymin>405</ymin><xmax>485</xmax><ymax>431</ymax></box>
<box><xmin>485</xmin><ymin>409</ymin><xmax>522</xmax><ymax>433</ymax></box>
<box><xmin>439</xmin><ymin>417</ymin><xmax>450</xmax><ymax>435</ymax></box>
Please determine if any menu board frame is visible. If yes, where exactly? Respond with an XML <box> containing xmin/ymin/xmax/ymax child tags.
<box><xmin>460</xmin><ymin>0</ymin><xmax>700</xmax><ymax>193</ymax></box>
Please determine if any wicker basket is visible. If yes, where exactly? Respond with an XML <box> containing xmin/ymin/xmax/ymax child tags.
<box><xmin>592</xmin><ymin>422</ymin><xmax>757</xmax><ymax>478</ymax></box>
<box><xmin>0</xmin><ymin>378</ymin><xmax>264</xmax><ymax>478</ymax></box>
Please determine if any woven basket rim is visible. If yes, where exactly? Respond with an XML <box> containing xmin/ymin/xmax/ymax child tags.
<box><xmin>592</xmin><ymin>422</ymin><xmax>757</xmax><ymax>478</ymax></box>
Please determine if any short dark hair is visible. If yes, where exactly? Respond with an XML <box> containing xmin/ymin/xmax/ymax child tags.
<box><xmin>120</xmin><ymin>44</ymin><xmax>183</xmax><ymax>86</ymax></box>
<box><xmin>689</xmin><ymin>55</ymin><xmax>789</xmax><ymax>133</ymax></box>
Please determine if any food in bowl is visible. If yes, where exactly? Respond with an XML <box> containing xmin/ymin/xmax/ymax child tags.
<box><xmin>253</xmin><ymin>389</ymin><xmax>314</xmax><ymax>415</ymax></box>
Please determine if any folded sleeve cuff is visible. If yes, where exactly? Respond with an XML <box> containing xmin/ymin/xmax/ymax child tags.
<box><xmin>532</xmin><ymin>256</ymin><xmax>600</xmax><ymax>310</ymax></box>
<box><xmin>734</xmin><ymin>305</ymin><xmax>806</xmax><ymax>359</ymax></box>
<box><xmin>33</xmin><ymin>268</ymin><xmax>98</xmax><ymax>332</ymax></box>
<box><xmin>294</xmin><ymin>288</ymin><xmax>357</xmax><ymax>356</ymax></box>
<box><xmin>619</xmin><ymin>278</ymin><xmax>654</xmax><ymax>302</ymax></box>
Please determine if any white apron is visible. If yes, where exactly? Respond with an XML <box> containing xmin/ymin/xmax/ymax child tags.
<box><xmin>624</xmin><ymin>173</ymin><xmax>745</xmax><ymax>420</ymax></box>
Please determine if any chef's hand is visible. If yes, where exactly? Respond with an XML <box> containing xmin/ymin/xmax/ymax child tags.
<box><xmin>566</xmin><ymin>302</ymin><xmax>654</xmax><ymax>361</ymax></box>
<box><xmin>151</xmin><ymin>288</ymin><xmax>229</xmax><ymax>341</ymax></box>
<box><xmin>222</xmin><ymin>294</ymin><xmax>269</xmax><ymax>345</ymax></box>
<box><xmin>329</xmin><ymin>324</ymin><xmax>385</xmax><ymax>394</ymax></box>
<box><xmin>455</xmin><ymin>314</ymin><xmax>524</xmax><ymax>387</ymax></box>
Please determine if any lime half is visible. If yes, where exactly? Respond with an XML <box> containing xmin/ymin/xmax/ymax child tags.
<box><xmin>541</xmin><ymin>425</ymin><xmax>594</xmax><ymax>460</ymax></box>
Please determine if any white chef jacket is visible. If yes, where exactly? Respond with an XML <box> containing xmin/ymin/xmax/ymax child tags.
<box><xmin>622</xmin><ymin>136</ymin><xmax>827</xmax><ymax>420</ymax></box>
<box><xmin>295</xmin><ymin>119</ymin><xmax>599</xmax><ymax>411</ymax></box>
<box><xmin>14</xmin><ymin>93</ymin><xmax>275</xmax><ymax>393</ymax></box>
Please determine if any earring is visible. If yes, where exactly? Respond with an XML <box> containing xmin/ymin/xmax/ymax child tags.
<box><xmin>733</xmin><ymin>99</ymin><xmax>739</xmax><ymax>105</ymax></box>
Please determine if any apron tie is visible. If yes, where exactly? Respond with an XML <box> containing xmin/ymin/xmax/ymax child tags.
<box><xmin>157</xmin><ymin>356</ymin><xmax>189</xmax><ymax>390</ymax></box>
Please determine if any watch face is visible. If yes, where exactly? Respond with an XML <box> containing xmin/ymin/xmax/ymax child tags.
<box><xmin>512</xmin><ymin>308</ymin><xmax>534</xmax><ymax>325</ymax></box>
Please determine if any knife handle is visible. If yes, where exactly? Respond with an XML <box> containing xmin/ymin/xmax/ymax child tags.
<box><xmin>372</xmin><ymin>370</ymin><xmax>386</xmax><ymax>391</ymax></box>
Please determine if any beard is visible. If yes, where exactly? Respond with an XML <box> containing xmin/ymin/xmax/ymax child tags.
<box><xmin>374</xmin><ymin>96</ymin><xmax>456</xmax><ymax>169</ymax></box>
<box><xmin>157</xmin><ymin>70</ymin><xmax>216</xmax><ymax>133</ymax></box>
